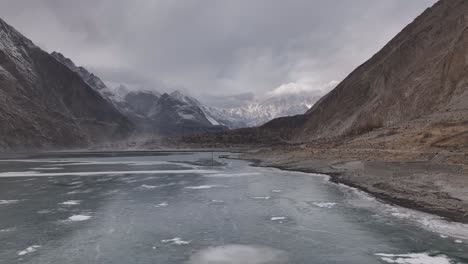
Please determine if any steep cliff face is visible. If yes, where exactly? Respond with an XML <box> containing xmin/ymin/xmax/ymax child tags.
<box><xmin>292</xmin><ymin>0</ymin><xmax>468</xmax><ymax>141</ymax></box>
<box><xmin>0</xmin><ymin>18</ymin><xmax>133</xmax><ymax>150</ymax></box>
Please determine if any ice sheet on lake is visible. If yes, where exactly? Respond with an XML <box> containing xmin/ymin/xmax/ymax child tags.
<box><xmin>375</xmin><ymin>252</ymin><xmax>453</xmax><ymax>264</ymax></box>
<box><xmin>0</xmin><ymin>169</ymin><xmax>218</xmax><ymax>177</ymax></box>
<box><xmin>161</xmin><ymin>237</ymin><xmax>191</xmax><ymax>245</ymax></box>
<box><xmin>18</xmin><ymin>245</ymin><xmax>41</xmax><ymax>256</ymax></box>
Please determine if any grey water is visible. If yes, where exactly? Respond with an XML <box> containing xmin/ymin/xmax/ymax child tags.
<box><xmin>0</xmin><ymin>151</ymin><xmax>467</xmax><ymax>264</ymax></box>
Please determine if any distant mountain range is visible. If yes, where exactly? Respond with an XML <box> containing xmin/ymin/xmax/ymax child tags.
<box><xmin>207</xmin><ymin>93</ymin><xmax>320</xmax><ymax>128</ymax></box>
<box><xmin>0</xmin><ymin>15</ymin><xmax>319</xmax><ymax>150</ymax></box>
<box><xmin>51</xmin><ymin>52</ymin><xmax>316</xmax><ymax>133</ymax></box>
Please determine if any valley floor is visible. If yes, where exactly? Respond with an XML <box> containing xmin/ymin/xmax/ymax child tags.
<box><xmin>240</xmin><ymin>147</ymin><xmax>468</xmax><ymax>223</ymax></box>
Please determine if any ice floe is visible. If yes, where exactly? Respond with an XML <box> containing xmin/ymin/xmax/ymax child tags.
<box><xmin>271</xmin><ymin>216</ymin><xmax>287</xmax><ymax>221</ymax></box>
<box><xmin>251</xmin><ymin>196</ymin><xmax>271</xmax><ymax>200</ymax></box>
<box><xmin>311</xmin><ymin>202</ymin><xmax>337</xmax><ymax>208</ymax></box>
<box><xmin>375</xmin><ymin>252</ymin><xmax>453</xmax><ymax>264</ymax></box>
<box><xmin>0</xmin><ymin>227</ymin><xmax>16</xmax><ymax>233</ymax></box>
<box><xmin>32</xmin><ymin>167</ymin><xmax>61</xmax><ymax>170</ymax></box>
<box><xmin>271</xmin><ymin>189</ymin><xmax>283</xmax><ymax>193</ymax></box>
<box><xmin>454</xmin><ymin>240</ymin><xmax>463</xmax><ymax>244</ymax></box>
<box><xmin>138</xmin><ymin>183</ymin><xmax>177</xmax><ymax>190</ymax></box>
<box><xmin>18</xmin><ymin>245</ymin><xmax>41</xmax><ymax>256</ymax></box>
<box><xmin>185</xmin><ymin>185</ymin><xmax>229</xmax><ymax>190</ymax></box>
<box><xmin>161</xmin><ymin>237</ymin><xmax>191</xmax><ymax>245</ymax></box>
<box><xmin>59</xmin><ymin>200</ymin><xmax>81</xmax><ymax>205</ymax></box>
<box><xmin>0</xmin><ymin>200</ymin><xmax>19</xmax><ymax>205</ymax></box>
<box><xmin>154</xmin><ymin>202</ymin><xmax>168</xmax><ymax>208</ymax></box>
<box><xmin>67</xmin><ymin>214</ymin><xmax>92</xmax><ymax>222</ymax></box>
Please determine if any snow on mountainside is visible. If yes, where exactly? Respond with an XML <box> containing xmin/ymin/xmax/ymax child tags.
<box><xmin>206</xmin><ymin>92</ymin><xmax>321</xmax><ymax>128</ymax></box>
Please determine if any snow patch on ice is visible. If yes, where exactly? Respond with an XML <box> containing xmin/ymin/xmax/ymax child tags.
<box><xmin>375</xmin><ymin>252</ymin><xmax>454</xmax><ymax>264</ymax></box>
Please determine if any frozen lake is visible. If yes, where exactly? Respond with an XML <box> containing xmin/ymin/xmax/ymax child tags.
<box><xmin>0</xmin><ymin>151</ymin><xmax>467</xmax><ymax>264</ymax></box>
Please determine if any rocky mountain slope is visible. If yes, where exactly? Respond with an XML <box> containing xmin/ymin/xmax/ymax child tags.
<box><xmin>192</xmin><ymin>0</ymin><xmax>468</xmax><ymax>151</ymax></box>
<box><xmin>291</xmin><ymin>0</ymin><xmax>468</xmax><ymax>143</ymax></box>
<box><xmin>0</xmin><ymin>18</ymin><xmax>133</xmax><ymax>150</ymax></box>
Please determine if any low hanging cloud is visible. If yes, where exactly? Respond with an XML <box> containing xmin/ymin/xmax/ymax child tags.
<box><xmin>0</xmin><ymin>0</ymin><xmax>437</xmax><ymax>106</ymax></box>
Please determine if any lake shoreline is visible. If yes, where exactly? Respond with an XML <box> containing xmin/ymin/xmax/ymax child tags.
<box><xmin>235</xmin><ymin>149</ymin><xmax>468</xmax><ymax>224</ymax></box>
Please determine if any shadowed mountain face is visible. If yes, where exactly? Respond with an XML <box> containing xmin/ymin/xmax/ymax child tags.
<box><xmin>0</xmin><ymin>18</ymin><xmax>133</xmax><ymax>150</ymax></box>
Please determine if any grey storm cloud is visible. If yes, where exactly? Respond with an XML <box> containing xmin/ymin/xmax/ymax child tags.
<box><xmin>0</xmin><ymin>0</ymin><xmax>437</xmax><ymax>106</ymax></box>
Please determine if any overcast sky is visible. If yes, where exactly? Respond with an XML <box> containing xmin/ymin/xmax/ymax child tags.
<box><xmin>0</xmin><ymin>0</ymin><xmax>436</xmax><ymax>106</ymax></box>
